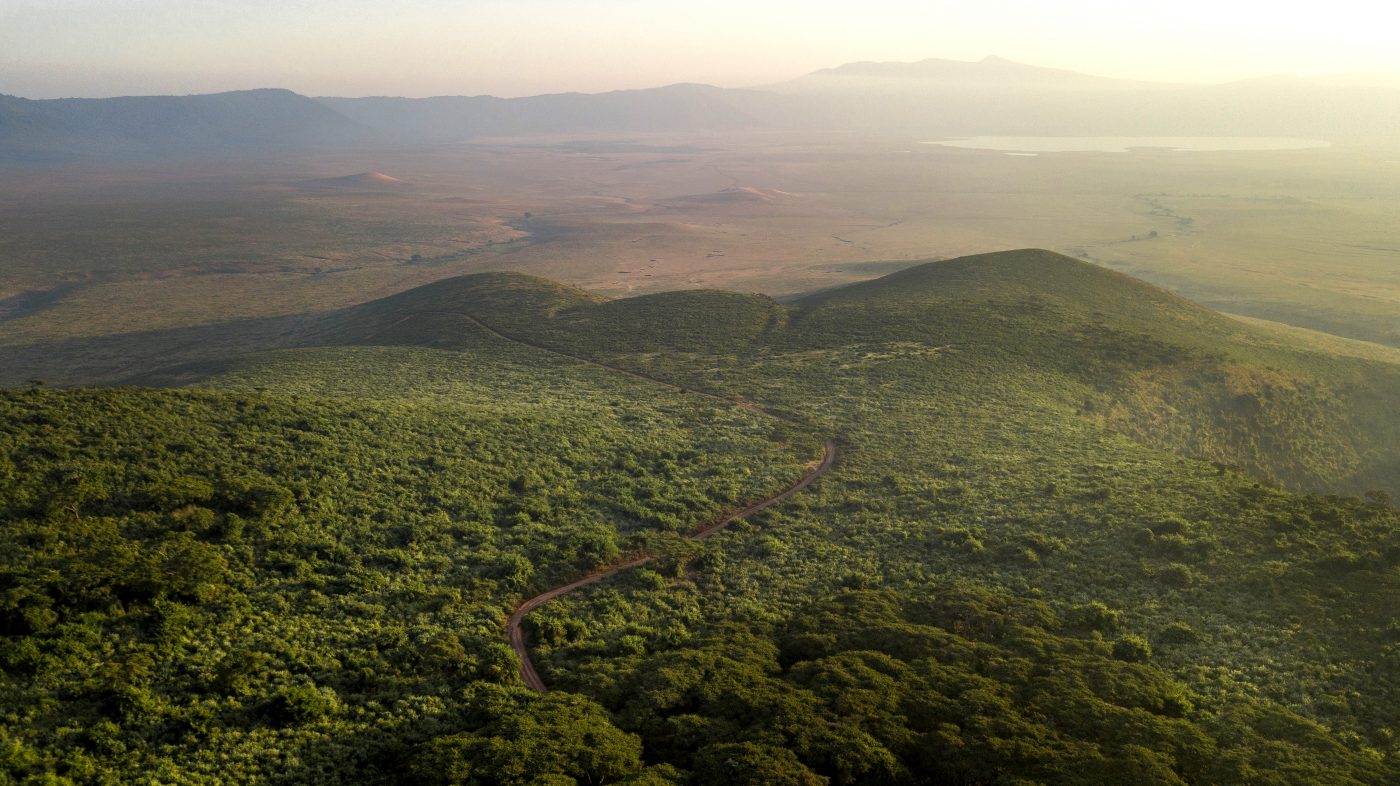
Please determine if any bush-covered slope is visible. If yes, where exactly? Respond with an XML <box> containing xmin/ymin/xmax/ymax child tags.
<box><xmin>528</xmin><ymin>342</ymin><xmax>1400</xmax><ymax>785</ymax></box>
<box><xmin>313</xmin><ymin>272</ymin><xmax>605</xmax><ymax>349</ymax></box>
<box><xmin>318</xmin><ymin>271</ymin><xmax>786</xmax><ymax>356</ymax></box>
<box><xmin>793</xmin><ymin>248</ymin><xmax>1234</xmax><ymax>341</ymax></box>
<box><xmin>784</xmin><ymin>250</ymin><xmax>1400</xmax><ymax>497</ymax></box>
<box><xmin>324</xmin><ymin>250</ymin><xmax>1400</xmax><ymax>497</ymax></box>
<box><xmin>552</xmin><ymin>290</ymin><xmax>786</xmax><ymax>355</ymax></box>
<box><xmin>311</xmin><ymin>255</ymin><xmax>1399</xmax><ymax>783</ymax></box>
<box><xmin>0</xmin><ymin>329</ymin><xmax>816</xmax><ymax>783</ymax></box>
<box><xmin>4</xmin><ymin>250</ymin><xmax>1399</xmax><ymax>784</ymax></box>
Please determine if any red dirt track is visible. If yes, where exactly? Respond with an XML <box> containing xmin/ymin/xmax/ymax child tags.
<box><xmin>507</xmin><ymin>440</ymin><xmax>836</xmax><ymax>692</ymax></box>
<box><xmin>437</xmin><ymin>310</ymin><xmax>836</xmax><ymax>693</ymax></box>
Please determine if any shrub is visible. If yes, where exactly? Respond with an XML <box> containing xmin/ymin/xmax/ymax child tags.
<box><xmin>268</xmin><ymin>683</ymin><xmax>341</xmax><ymax>724</ymax></box>
<box><xmin>1113</xmin><ymin>634</ymin><xmax>1153</xmax><ymax>662</ymax></box>
<box><xmin>1069</xmin><ymin>601</ymin><xmax>1122</xmax><ymax>633</ymax></box>
<box><xmin>1156</xmin><ymin>622</ymin><xmax>1200</xmax><ymax>646</ymax></box>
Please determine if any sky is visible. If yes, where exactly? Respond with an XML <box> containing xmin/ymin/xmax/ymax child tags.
<box><xmin>3</xmin><ymin>0</ymin><xmax>1399</xmax><ymax>98</ymax></box>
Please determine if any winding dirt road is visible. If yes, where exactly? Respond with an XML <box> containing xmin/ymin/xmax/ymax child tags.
<box><xmin>507</xmin><ymin>440</ymin><xmax>836</xmax><ymax>692</ymax></box>
<box><xmin>434</xmin><ymin>311</ymin><xmax>837</xmax><ymax>693</ymax></box>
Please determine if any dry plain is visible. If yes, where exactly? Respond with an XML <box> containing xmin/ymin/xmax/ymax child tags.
<box><xmin>2</xmin><ymin>132</ymin><xmax>1397</xmax><ymax>356</ymax></box>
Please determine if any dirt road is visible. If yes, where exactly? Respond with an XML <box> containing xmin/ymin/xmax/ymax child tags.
<box><xmin>506</xmin><ymin>440</ymin><xmax>835</xmax><ymax>692</ymax></box>
<box><xmin>434</xmin><ymin>310</ymin><xmax>837</xmax><ymax>693</ymax></box>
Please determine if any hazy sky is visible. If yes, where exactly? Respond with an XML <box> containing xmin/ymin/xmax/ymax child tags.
<box><xmin>3</xmin><ymin>0</ymin><xmax>1398</xmax><ymax>98</ymax></box>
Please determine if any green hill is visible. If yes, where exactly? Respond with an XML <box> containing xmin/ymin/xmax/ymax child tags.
<box><xmin>796</xmin><ymin>248</ymin><xmax>1227</xmax><ymax>330</ymax></box>
<box><xmin>313</xmin><ymin>272</ymin><xmax>604</xmax><ymax>349</ymax></box>
<box><xmin>320</xmin><ymin>250</ymin><xmax>1400</xmax><ymax>498</ymax></box>
<box><xmin>551</xmin><ymin>289</ymin><xmax>785</xmax><ymax>354</ymax></box>
<box><xmin>785</xmin><ymin>250</ymin><xmax>1400</xmax><ymax>497</ymax></box>
<box><xmin>318</xmin><ymin>271</ymin><xmax>785</xmax><ymax>355</ymax></box>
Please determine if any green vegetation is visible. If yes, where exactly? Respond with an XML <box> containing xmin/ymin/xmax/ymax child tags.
<box><xmin>2</xmin><ymin>250</ymin><xmax>1398</xmax><ymax>783</ymax></box>
<box><xmin>348</xmin><ymin>252</ymin><xmax>1400</xmax><ymax>497</ymax></box>
<box><xmin>544</xmin><ymin>587</ymin><xmax>1390</xmax><ymax>785</ymax></box>
<box><xmin>782</xmin><ymin>251</ymin><xmax>1400</xmax><ymax>497</ymax></box>
<box><xmin>0</xmin><ymin>331</ymin><xmax>813</xmax><ymax>783</ymax></box>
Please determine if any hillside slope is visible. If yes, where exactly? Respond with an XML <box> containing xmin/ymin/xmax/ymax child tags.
<box><xmin>787</xmin><ymin>251</ymin><xmax>1400</xmax><ymax>496</ymax></box>
<box><xmin>4</xmin><ymin>251</ymin><xmax>1399</xmax><ymax>783</ymax></box>
<box><xmin>315</xmin><ymin>271</ymin><xmax>786</xmax><ymax>356</ymax></box>
<box><xmin>0</xmin><ymin>327</ymin><xmax>816</xmax><ymax>783</ymax></box>
<box><xmin>318</xmin><ymin>250</ymin><xmax>1400</xmax><ymax>498</ymax></box>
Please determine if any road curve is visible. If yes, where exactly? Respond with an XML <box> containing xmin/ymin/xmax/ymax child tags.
<box><xmin>416</xmin><ymin>310</ymin><xmax>837</xmax><ymax>693</ymax></box>
<box><xmin>507</xmin><ymin>439</ymin><xmax>836</xmax><ymax>692</ymax></box>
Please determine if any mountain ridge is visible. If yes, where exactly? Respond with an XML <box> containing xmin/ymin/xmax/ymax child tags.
<box><xmin>8</xmin><ymin>55</ymin><xmax>1400</xmax><ymax>161</ymax></box>
<box><xmin>0</xmin><ymin>88</ymin><xmax>371</xmax><ymax>163</ymax></box>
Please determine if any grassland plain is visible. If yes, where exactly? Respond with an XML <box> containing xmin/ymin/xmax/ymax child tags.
<box><xmin>2</xmin><ymin>250</ymin><xmax>1398</xmax><ymax>784</ymax></box>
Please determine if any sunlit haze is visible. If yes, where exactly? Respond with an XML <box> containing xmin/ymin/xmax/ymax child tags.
<box><xmin>3</xmin><ymin>0</ymin><xmax>1399</xmax><ymax>98</ymax></box>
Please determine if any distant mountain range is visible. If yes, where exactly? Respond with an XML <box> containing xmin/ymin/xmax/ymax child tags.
<box><xmin>0</xmin><ymin>88</ymin><xmax>366</xmax><ymax>163</ymax></box>
<box><xmin>4</xmin><ymin>57</ymin><xmax>1398</xmax><ymax>162</ymax></box>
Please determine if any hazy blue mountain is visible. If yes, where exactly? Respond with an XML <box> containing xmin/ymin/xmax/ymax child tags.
<box><xmin>5</xmin><ymin>58</ymin><xmax>1400</xmax><ymax>162</ymax></box>
<box><xmin>0</xmin><ymin>88</ymin><xmax>370</xmax><ymax>163</ymax></box>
